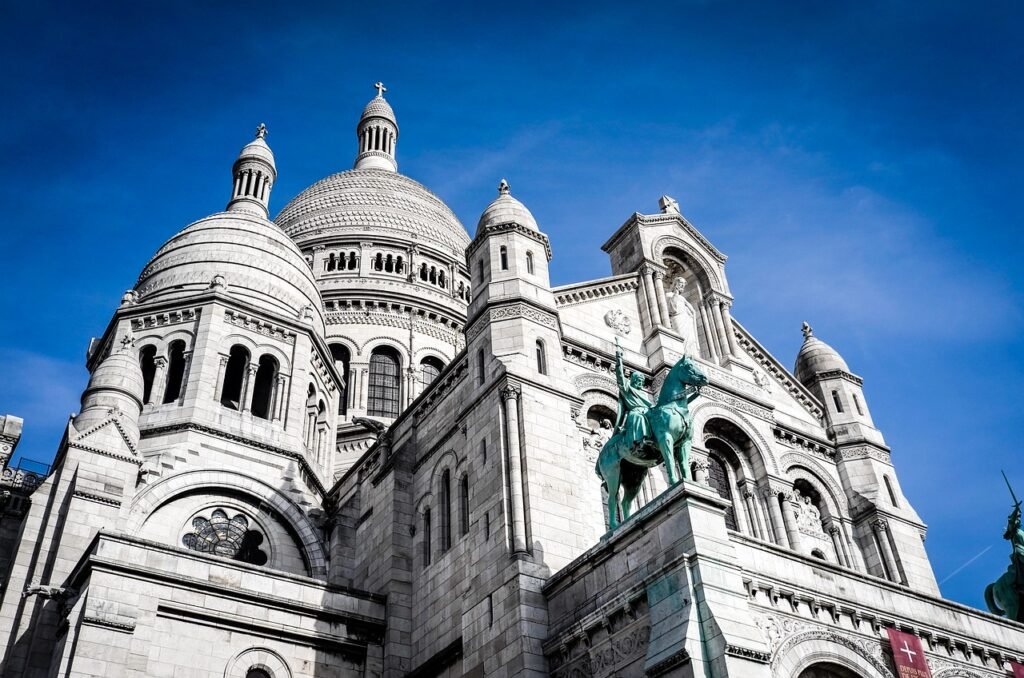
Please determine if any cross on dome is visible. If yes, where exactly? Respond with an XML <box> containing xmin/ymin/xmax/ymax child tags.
<box><xmin>255</xmin><ymin>123</ymin><xmax>267</xmax><ymax>139</ymax></box>
<box><xmin>374</xmin><ymin>81</ymin><xmax>387</xmax><ymax>98</ymax></box>
<box><xmin>802</xmin><ymin>321</ymin><xmax>814</xmax><ymax>339</ymax></box>
<box><xmin>498</xmin><ymin>178</ymin><xmax>510</xmax><ymax>195</ymax></box>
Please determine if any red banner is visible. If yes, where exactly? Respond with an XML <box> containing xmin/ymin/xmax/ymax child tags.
<box><xmin>1009</xmin><ymin>660</ymin><xmax>1024</xmax><ymax>678</ymax></box>
<box><xmin>887</xmin><ymin>629</ymin><xmax>931</xmax><ymax>678</ymax></box>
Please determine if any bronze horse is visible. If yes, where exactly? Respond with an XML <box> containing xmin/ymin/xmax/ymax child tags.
<box><xmin>595</xmin><ymin>353</ymin><xmax>708</xmax><ymax>528</ymax></box>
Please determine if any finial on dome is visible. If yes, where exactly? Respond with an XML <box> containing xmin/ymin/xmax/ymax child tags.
<box><xmin>802</xmin><ymin>321</ymin><xmax>813</xmax><ymax>340</ymax></box>
<box><xmin>354</xmin><ymin>83</ymin><xmax>399</xmax><ymax>172</ymax></box>
<box><xmin>659</xmin><ymin>195</ymin><xmax>680</xmax><ymax>214</ymax></box>
<box><xmin>227</xmin><ymin>124</ymin><xmax>277</xmax><ymax>217</ymax></box>
<box><xmin>498</xmin><ymin>178</ymin><xmax>510</xmax><ymax>195</ymax></box>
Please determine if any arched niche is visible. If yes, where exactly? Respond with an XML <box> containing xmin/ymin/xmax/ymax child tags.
<box><xmin>773</xmin><ymin>629</ymin><xmax>893</xmax><ymax>678</ymax></box>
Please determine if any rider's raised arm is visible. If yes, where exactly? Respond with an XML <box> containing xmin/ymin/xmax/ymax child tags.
<box><xmin>615</xmin><ymin>351</ymin><xmax>627</xmax><ymax>390</ymax></box>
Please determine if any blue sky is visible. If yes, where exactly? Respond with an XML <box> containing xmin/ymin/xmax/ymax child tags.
<box><xmin>1</xmin><ymin>1</ymin><xmax>1021</xmax><ymax>609</ymax></box>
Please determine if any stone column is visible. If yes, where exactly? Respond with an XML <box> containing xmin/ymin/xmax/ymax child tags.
<box><xmin>214</xmin><ymin>355</ymin><xmax>228</xmax><ymax>402</ymax></box>
<box><xmin>710</xmin><ymin>298</ymin><xmax>730</xmax><ymax>362</ymax></box>
<box><xmin>502</xmin><ymin>384</ymin><xmax>529</xmax><ymax>554</ymax></box>
<box><xmin>763</xmin><ymin>488</ymin><xmax>790</xmax><ymax>548</ymax></box>
<box><xmin>742</xmin><ymin>488</ymin><xmax>763</xmax><ymax>540</ymax></box>
<box><xmin>639</xmin><ymin>265</ymin><xmax>663</xmax><ymax>328</ymax></box>
<box><xmin>150</xmin><ymin>356</ymin><xmax>168</xmax><ymax>405</ymax></box>
<box><xmin>697</xmin><ymin>302</ymin><xmax>719</xmax><ymax>362</ymax></box>
<box><xmin>780</xmin><ymin>491</ymin><xmax>803</xmax><ymax>552</ymax></box>
<box><xmin>311</xmin><ymin>245</ymin><xmax>326</xmax><ymax>276</ymax></box>
<box><xmin>841</xmin><ymin>521</ymin><xmax>864</xmax><ymax>571</ymax></box>
<box><xmin>653</xmin><ymin>270</ymin><xmax>671</xmax><ymax>328</ymax></box>
<box><xmin>720</xmin><ymin>299</ymin><xmax>739</xmax><ymax>357</ymax></box>
<box><xmin>240</xmin><ymin>363</ymin><xmax>259</xmax><ymax>413</ymax></box>
<box><xmin>177</xmin><ymin>351</ymin><xmax>193</xmax><ymax>405</ymax></box>
<box><xmin>273</xmin><ymin>374</ymin><xmax>288</xmax><ymax>422</ymax></box>
<box><xmin>828</xmin><ymin>525</ymin><xmax>847</xmax><ymax>566</ymax></box>
<box><xmin>873</xmin><ymin>519</ymin><xmax>904</xmax><ymax>583</ymax></box>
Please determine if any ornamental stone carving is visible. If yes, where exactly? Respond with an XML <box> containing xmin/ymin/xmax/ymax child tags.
<box><xmin>603</xmin><ymin>309</ymin><xmax>632</xmax><ymax>336</ymax></box>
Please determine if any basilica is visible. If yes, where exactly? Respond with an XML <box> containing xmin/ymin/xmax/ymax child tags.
<box><xmin>1</xmin><ymin>85</ymin><xmax>1021</xmax><ymax>678</ymax></box>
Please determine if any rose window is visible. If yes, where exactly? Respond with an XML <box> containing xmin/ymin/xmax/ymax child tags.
<box><xmin>181</xmin><ymin>509</ymin><xmax>268</xmax><ymax>566</ymax></box>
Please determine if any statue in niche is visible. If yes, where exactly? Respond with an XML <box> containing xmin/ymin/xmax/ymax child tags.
<box><xmin>667</xmin><ymin>276</ymin><xmax>700</xmax><ymax>352</ymax></box>
<box><xmin>985</xmin><ymin>472</ymin><xmax>1024</xmax><ymax>621</ymax></box>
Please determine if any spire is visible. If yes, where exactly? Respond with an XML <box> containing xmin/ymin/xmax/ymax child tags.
<box><xmin>227</xmin><ymin>123</ymin><xmax>277</xmax><ymax>217</ymax></box>
<box><xmin>354</xmin><ymin>82</ymin><xmax>399</xmax><ymax>172</ymax></box>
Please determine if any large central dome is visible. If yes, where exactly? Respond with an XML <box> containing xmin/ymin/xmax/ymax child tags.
<box><xmin>275</xmin><ymin>168</ymin><xmax>470</xmax><ymax>254</ymax></box>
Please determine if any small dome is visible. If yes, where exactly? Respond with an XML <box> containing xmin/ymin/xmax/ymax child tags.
<box><xmin>361</xmin><ymin>96</ymin><xmax>397</xmax><ymax>128</ymax></box>
<box><xmin>135</xmin><ymin>211</ymin><xmax>326</xmax><ymax>334</ymax></box>
<box><xmin>236</xmin><ymin>134</ymin><xmax>275</xmax><ymax>170</ymax></box>
<box><xmin>476</xmin><ymin>179</ymin><xmax>539</xmax><ymax>236</ymax></box>
<box><xmin>794</xmin><ymin>322</ymin><xmax>850</xmax><ymax>386</ymax></box>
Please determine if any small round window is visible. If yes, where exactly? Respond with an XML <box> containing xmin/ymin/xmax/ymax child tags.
<box><xmin>181</xmin><ymin>509</ymin><xmax>268</xmax><ymax>566</ymax></box>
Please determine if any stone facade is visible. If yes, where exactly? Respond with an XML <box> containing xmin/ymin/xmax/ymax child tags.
<box><xmin>2</xmin><ymin>87</ymin><xmax>1023</xmax><ymax>678</ymax></box>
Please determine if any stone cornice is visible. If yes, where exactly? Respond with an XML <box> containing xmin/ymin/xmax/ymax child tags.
<box><xmin>552</xmin><ymin>273</ymin><xmax>640</xmax><ymax>308</ymax></box>
<box><xmin>814</xmin><ymin>368</ymin><xmax>865</xmax><ymax>386</ymax></box>
<box><xmin>468</xmin><ymin>221</ymin><xmax>554</xmax><ymax>260</ymax></box>
<box><xmin>733</xmin><ymin>321</ymin><xmax>824</xmax><ymax>420</ymax></box>
<box><xmin>601</xmin><ymin>211</ymin><xmax>727</xmax><ymax>264</ymax></box>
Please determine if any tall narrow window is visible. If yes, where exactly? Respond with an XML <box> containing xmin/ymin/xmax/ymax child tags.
<box><xmin>526</xmin><ymin>251</ymin><xmax>534</xmax><ymax>274</ymax></box>
<box><xmin>250</xmin><ymin>354</ymin><xmax>278</xmax><ymax>419</ymax></box>
<box><xmin>220</xmin><ymin>345</ymin><xmax>250</xmax><ymax>410</ymax></box>
<box><xmin>423</xmin><ymin>508</ymin><xmax>432</xmax><ymax>566</ymax></box>
<box><xmin>484</xmin><ymin>511</ymin><xmax>490</xmax><ymax>541</ymax></box>
<box><xmin>884</xmin><ymin>476</ymin><xmax>899</xmax><ymax>507</ymax></box>
<box><xmin>499</xmin><ymin>246</ymin><xmax>508</xmax><ymax>270</ymax></box>
<box><xmin>367</xmin><ymin>348</ymin><xmax>401</xmax><ymax>418</ymax></box>
<box><xmin>459</xmin><ymin>474</ymin><xmax>470</xmax><ymax>536</ymax></box>
<box><xmin>535</xmin><ymin>339</ymin><xmax>547</xmax><ymax>375</ymax></box>
<box><xmin>440</xmin><ymin>469</ymin><xmax>452</xmax><ymax>552</ymax></box>
<box><xmin>420</xmin><ymin>356</ymin><xmax>445</xmax><ymax>388</ymax></box>
<box><xmin>477</xmin><ymin>349</ymin><xmax>486</xmax><ymax>386</ymax></box>
<box><xmin>315</xmin><ymin>400</ymin><xmax>328</xmax><ymax>463</ymax></box>
<box><xmin>706</xmin><ymin>454</ymin><xmax>738</xmax><ymax>531</ymax></box>
<box><xmin>853</xmin><ymin>393</ymin><xmax>864</xmax><ymax>416</ymax></box>
<box><xmin>330</xmin><ymin>343</ymin><xmax>351</xmax><ymax>416</ymax></box>
<box><xmin>139</xmin><ymin>345</ymin><xmax>157</xmax><ymax>405</ymax></box>
<box><xmin>831</xmin><ymin>390</ymin><xmax>844</xmax><ymax>413</ymax></box>
<box><xmin>480</xmin><ymin>437</ymin><xmax>487</xmax><ymax>464</ymax></box>
<box><xmin>162</xmin><ymin>340</ymin><xmax>187</xmax><ymax>404</ymax></box>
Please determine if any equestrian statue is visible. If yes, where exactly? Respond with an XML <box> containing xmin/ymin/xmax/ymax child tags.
<box><xmin>595</xmin><ymin>339</ymin><xmax>708</xmax><ymax>528</ymax></box>
<box><xmin>985</xmin><ymin>472</ymin><xmax>1024</xmax><ymax>622</ymax></box>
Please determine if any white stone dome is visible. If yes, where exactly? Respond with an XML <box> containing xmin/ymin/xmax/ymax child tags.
<box><xmin>235</xmin><ymin>135</ymin><xmax>275</xmax><ymax>168</ymax></box>
<box><xmin>360</xmin><ymin>96</ymin><xmax>397</xmax><ymax>129</ymax></box>
<box><xmin>476</xmin><ymin>179</ymin><xmax>539</xmax><ymax>236</ymax></box>
<box><xmin>794</xmin><ymin>323</ymin><xmax>850</xmax><ymax>386</ymax></box>
<box><xmin>135</xmin><ymin>211</ymin><xmax>326</xmax><ymax>334</ymax></box>
<box><xmin>275</xmin><ymin>168</ymin><xmax>471</xmax><ymax>255</ymax></box>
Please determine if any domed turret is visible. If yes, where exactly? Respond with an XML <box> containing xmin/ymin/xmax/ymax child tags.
<box><xmin>134</xmin><ymin>127</ymin><xmax>325</xmax><ymax>334</ymax></box>
<box><xmin>476</xmin><ymin>179</ymin><xmax>539</xmax><ymax>235</ymax></box>
<box><xmin>73</xmin><ymin>332</ymin><xmax>145</xmax><ymax>444</ymax></box>
<box><xmin>227</xmin><ymin>123</ymin><xmax>277</xmax><ymax>217</ymax></box>
<box><xmin>794</xmin><ymin>321</ymin><xmax>849</xmax><ymax>387</ymax></box>
<box><xmin>353</xmin><ymin>82</ymin><xmax>399</xmax><ymax>172</ymax></box>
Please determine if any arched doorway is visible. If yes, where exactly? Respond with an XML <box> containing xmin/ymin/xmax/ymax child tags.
<box><xmin>798</xmin><ymin>662</ymin><xmax>864</xmax><ymax>678</ymax></box>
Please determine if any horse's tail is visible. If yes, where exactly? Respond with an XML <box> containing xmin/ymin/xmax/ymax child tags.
<box><xmin>985</xmin><ymin>583</ymin><xmax>1003</xmax><ymax>615</ymax></box>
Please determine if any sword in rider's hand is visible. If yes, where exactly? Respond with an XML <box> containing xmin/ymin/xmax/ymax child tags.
<box><xmin>1003</xmin><ymin>470</ymin><xmax>1021</xmax><ymax>512</ymax></box>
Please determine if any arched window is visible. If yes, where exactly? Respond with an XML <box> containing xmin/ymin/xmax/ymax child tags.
<box><xmin>139</xmin><ymin>345</ymin><xmax>157</xmax><ymax>405</ymax></box>
<box><xmin>440</xmin><ymin>469</ymin><xmax>452</xmax><ymax>552</ymax></box>
<box><xmin>420</xmin><ymin>263</ymin><xmax>428</xmax><ymax>280</ymax></box>
<box><xmin>438</xmin><ymin>270</ymin><xmax>446</xmax><ymax>288</ymax></box>
<box><xmin>348</xmin><ymin>252</ymin><xmax>358</xmax><ymax>270</ymax></box>
<box><xmin>315</xmin><ymin>400</ymin><xmax>328</xmax><ymax>463</ymax></box>
<box><xmin>303</xmin><ymin>384</ymin><xmax>317</xmax><ymax>448</ymax></box>
<box><xmin>246</xmin><ymin>670</ymin><xmax>271</xmax><ymax>678</ymax></box>
<box><xmin>330</xmin><ymin>343</ymin><xmax>351</xmax><ymax>416</ymax></box>
<box><xmin>420</xmin><ymin>356</ymin><xmax>445</xmax><ymax>388</ymax></box>
<box><xmin>422</xmin><ymin>508</ymin><xmax>432</xmax><ymax>566</ymax></box>
<box><xmin>367</xmin><ymin>347</ymin><xmax>401</xmax><ymax>418</ymax></box>
<box><xmin>385</xmin><ymin>254</ymin><xmax>394</xmax><ymax>272</ymax></box>
<box><xmin>220</xmin><ymin>345</ymin><xmax>250</xmax><ymax>410</ymax></box>
<box><xmin>162</xmin><ymin>340</ymin><xmax>187</xmax><ymax>404</ymax></box>
<box><xmin>705</xmin><ymin>454</ymin><xmax>738</xmax><ymax>531</ymax></box>
<box><xmin>884</xmin><ymin>475</ymin><xmax>899</xmax><ymax>507</ymax></box>
<box><xmin>526</xmin><ymin>251</ymin><xmax>534</xmax><ymax>274</ymax></box>
<box><xmin>811</xmin><ymin>549</ymin><xmax>827</xmax><ymax>560</ymax></box>
<box><xmin>853</xmin><ymin>393</ymin><xmax>864</xmax><ymax>415</ymax></box>
<box><xmin>535</xmin><ymin>339</ymin><xmax>547</xmax><ymax>375</ymax></box>
<box><xmin>459</xmin><ymin>474</ymin><xmax>470</xmax><ymax>536</ymax></box>
<box><xmin>831</xmin><ymin>390</ymin><xmax>844</xmax><ymax>413</ymax></box>
<box><xmin>477</xmin><ymin>349</ymin><xmax>486</xmax><ymax>386</ymax></box>
<box><xmin>250</xmin><ymin>355</ymin><xmax>278</xmax><ymax>419</ymax></box>
<box><xmin>499</xmin><ymin>246</ymin><xmax>508</xmax><ymax>270</ymax></box>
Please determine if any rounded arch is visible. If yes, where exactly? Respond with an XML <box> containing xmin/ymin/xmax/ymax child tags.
<box><xmin>325</xmin><ymin>335</ymin><xmax>358</xmax><ymax>358</ymax></box>
<box><xmin>773</xmin><ymin>629</ymin><xmax>893</xmax><ymax>678</ymax></box>
<box><xmin>692</xmin><ymin>405</ymin><xmax>778</xmax><ymax>475</ymax></box>
<box><xmin>653</xmin><ymin>235</ymin><xmax>723</xmax><ymax>291</ymax></box>
<box><xmin>360</xmin><ymin>336</ymin><xmax>409</xmax><ymax>364</ymax></box>
<box><xmin>782</xmin><ymin>457</ymin><xmax>849</xmax><ymax>517</ymax></box>
<box><xmin>224</xmin><ymin>647</ymin><xmax>292</xmax><ymax>678</ymax></box>
<box><xmin>126</xmin><ymin>469</ymin><xmax>327</xmax><ymax>576</ymax></box>
<box><xmin>219</xmin><ymin>333</ymin><xmax>292</xmax><ymax>372</ymax></box>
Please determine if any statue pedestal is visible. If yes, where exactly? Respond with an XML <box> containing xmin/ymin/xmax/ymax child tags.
<box><xmin>542</xmin><ymin>480</ymin><xmax>772</xmax><ymax>677</ymax></box>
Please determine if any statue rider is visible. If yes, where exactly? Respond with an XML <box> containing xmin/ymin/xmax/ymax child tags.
<box><xmin>613</xmin><ymin>341</ymin><xmax>653</xmax><ymax>454</ymax></box>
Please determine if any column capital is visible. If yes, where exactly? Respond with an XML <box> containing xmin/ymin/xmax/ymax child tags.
<box><xmin>153</xmin><ymin>356</ymin><xmax>168</xmax><ymax>368</ymax></box>
<box><xmin>828</xmin><ymin>524</ymin><xmax>842</xmax><ymax>536</ymax></box>
<box><xmin>312</xmin><ymin>245</ymin><xmax>326</xmax><ymax>252</ymax></box>
<box><xmin>500</xmin><ymin>383</ymin><xmax>521</xmax><ymax>401</ymax></box>
<box><xmin>872</xmin><ymin>517</ymin><xmax>889</xmax><ymax>531</ymax></box>
<box><xmin>246</xmin><ymin>363</ymin><xmax>260</xmax><ymax>375</ymax></box>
